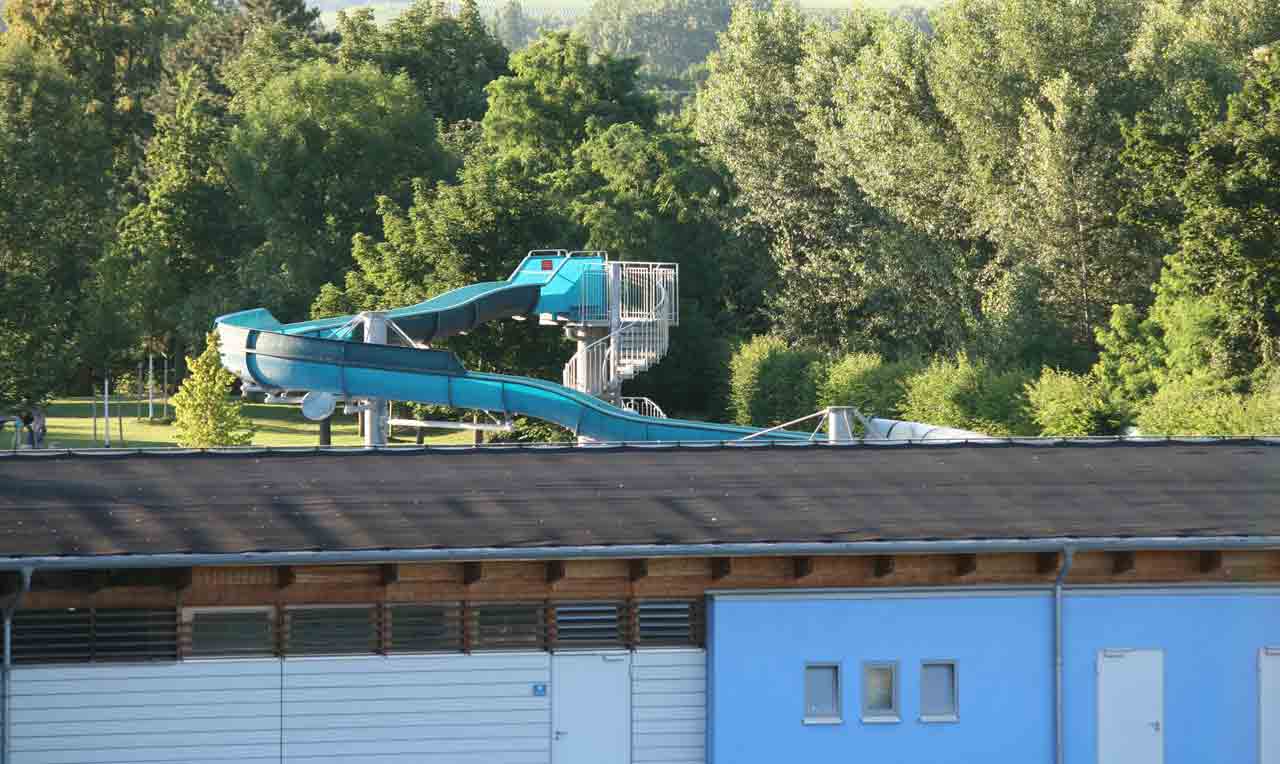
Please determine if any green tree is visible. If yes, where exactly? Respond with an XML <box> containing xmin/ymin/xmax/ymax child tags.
<box><xmin>557</xmin><ymin>120</ymin><xmax>770</xmax><ymax>414</ymax></box>
<box><xmin>229</xmin><ymin>60</ymin><xmax>444</xmax><ymax>319</ymax></box>
<box><xmin>336</xmin><ymin>1</ymin><xmax>508</xmax><ymax>125</ymax></box>
<box><xmin>579</xmin><ymin>0</ymin><xmax>748</xmax><ymax>80</ymax></box>
<box><xmin>697</xmin><ymin>5</ymin><xmax>974</xmax><ymax>355</ymax></box>
<box><xmin>1165</xmin><ymin>45</ymin><xmax>1280</xmax><ymax>371</ymax></box>
<box><xmin>3</xmin><ymin>0</ymin><xmax>176</xmax><ymax>165</ymax></box>
<box><xmin>221</xmin><ymin>21</ymin><xmax>329</xmax><ymax>111</ymax></box>
<box><xmin>0</xmin><ymin>40</ymin><xmax>112</xmax><ymax>413</ymax></box>
<box><xmin>483</xmin><ymin>32</ymin><xmax>656</xmax><ymax>173</ymax></box>
<box><xmin>241</xmin><ymin>0</ymin><xmax>317</xmax><ymax>31</ymax></box>
<box><xmin>494</xmin><ymin>0</ymin><xmax>537</xmax><ymax>51</ymax></box>
<box><xmin>172</xmin><ymin>331</ymin><xmax>256</xmax><ymax>446</ymax></box>
<box><xmin>113</xmin><ymin>68</ymin><xmax>256</xmax><ymax>354</ymax></box>
<box><xmin>815</xmin><ymin>15</ymin><xmax>971</xmax><ymax>240</ymax></box>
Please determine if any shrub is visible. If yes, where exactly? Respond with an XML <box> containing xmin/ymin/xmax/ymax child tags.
<box><xmin>728</xmin><ymin>335</ymin><xmax>824</xmax><ymax>427</ymax></box>
<box><xmin>1135</xmin><ymin>378</ymin><xmax>1249</xmax><ymax>435</ymax></box>
<box><xmin>172</xmin><ymin>332</ymin><xmax>256</xmax><ymax>447</ymax></box>
<box><xmin>818</xmin><ymin>353</ymin><xmax>922</xmax><ymax>422</ymax></box>
<box><xmin>1026</xmin><ymin>368</ymin><xmax>1121</xmax><ymax>436</ymax></box>
<box><xmin>899</xmin><ymin>353</ymin><xmax>1035</xmax><ymax>436</ymax></box>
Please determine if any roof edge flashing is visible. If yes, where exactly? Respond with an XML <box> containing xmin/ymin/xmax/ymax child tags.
<box><xmin>0</xmin><ymin>536</ymin><xmax>1276</xmax><ymax>572</ymax></box>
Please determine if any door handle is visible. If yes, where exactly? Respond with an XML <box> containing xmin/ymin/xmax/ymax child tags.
<box><xmin>554</xmin><ymin>730</ymin><xmax>568</xmax><ymax>740</ymax></box>
<box><xmin>1150</xmin><ymin>721</ymin><xmax>1161</xmax><ymax>732</ymax></box>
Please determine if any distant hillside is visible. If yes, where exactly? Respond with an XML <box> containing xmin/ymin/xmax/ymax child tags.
<box><xmin>317</xmin><ymin>0</ymin><xmax>948</xmax><ymax>29</ymax></box>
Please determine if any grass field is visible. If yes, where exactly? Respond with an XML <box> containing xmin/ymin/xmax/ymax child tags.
<box><xmin>1</xmin><ymin>398</ymin><xmax>474</xmax><ymax>450</ymax></box>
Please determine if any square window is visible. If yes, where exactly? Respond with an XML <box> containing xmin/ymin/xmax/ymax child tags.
<box><xmin>921</xmin><ymin>661</ymin><xmax>958</xmax><ymax>721</ymax></box>
<box><xmin>804</xmin><ymin>664</ymin><xmax>841</xmax><ymax>723</ymax></box>
<box><xmin>862</xmin><ymin>661</ymin><xmax>899</xmax><ymax>722</ymax></box>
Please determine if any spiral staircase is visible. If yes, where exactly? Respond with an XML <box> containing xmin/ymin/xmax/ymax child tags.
<box><xmin>562</xmin><ymin>260</ymin><xmax>678</xmax><ymax>418</ymax></box>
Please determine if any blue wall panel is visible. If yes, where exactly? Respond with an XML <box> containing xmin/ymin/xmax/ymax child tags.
<box><xmin>709</xmin><ymin>593</ymin><xmax>1054</xmax><ymax>764</ymax></box>
<box><xmin>1063</xmin><ymin>590</ymin><xmax>1280</xmax><ymax>764</ymax></box>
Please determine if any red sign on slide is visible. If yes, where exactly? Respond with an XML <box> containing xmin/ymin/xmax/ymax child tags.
<box><xmin>541</xmin><ymin>259</ymin><xmax>554</xmax><ymax>271</ymax></box>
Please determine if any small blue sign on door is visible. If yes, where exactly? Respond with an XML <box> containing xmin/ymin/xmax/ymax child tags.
<box><xmin>532</xmin><ymin>683</ymin><xmax>547</xmax><ymax>697</ymax></box>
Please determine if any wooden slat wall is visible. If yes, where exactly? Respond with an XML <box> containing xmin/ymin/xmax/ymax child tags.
<box><xmin>632</xmin><ymin>649</ymin><xmax>706</xmax><ymax>764</ymax></box>
<box><xmin>7</xmin><ymin>661</ymin><xmax>281</xmax><ymax>764</ymax></box>
<box><xmin>17</xmin><ymin>550</ymin><xmax>1280</xmax><ymax>612</ymax></box>
<box><xmin>281</xmin><ymin>653</ymin><xmax>551</xmax><ymax>764</ymax></box>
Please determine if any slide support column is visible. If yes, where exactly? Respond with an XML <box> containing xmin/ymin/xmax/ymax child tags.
<box><xmin>362</xmin><ymin>312</ymin><xmax>389</xmax><ymax>447</ymax></box>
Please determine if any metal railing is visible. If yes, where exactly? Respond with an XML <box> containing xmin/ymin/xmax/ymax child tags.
<box><xmin>621</xmin><ymin>397</ymin><xmax>667</xmax><ymax>419</ymax></box>
<box><xmin>563</xmin><ymin>263</ymin><xmax>677</xmax><ymax>401</ymax></box>
<box><xmin>577</xmin><ymin>261</ymin><xmax>609</xmax><ymax>323</ymax></box>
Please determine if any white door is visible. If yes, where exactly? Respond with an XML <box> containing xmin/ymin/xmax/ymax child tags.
<box><xmin>553</xmin><ymin>652</ymin><xmax>631</xmax><ymax>764</ymax></box>
<box><xmin>1098</xmin><ymin>649</ymin><xmax>1164</xmax><ymax>764</ymax></box>
<box><xmin>1263</xmin><ymin>648</ymin><xmax>1280</xmax><ymax>764</ymax></box>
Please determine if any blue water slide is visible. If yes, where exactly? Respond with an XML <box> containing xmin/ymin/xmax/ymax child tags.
<box><xmin>215</xmin><ymin>252</ymin><xmax>807</xmax><ymax>442</ymax></box>
<box><xmin>276</xmin><ymin>252</ymin><xmax>607</xmax><ymax>343</ymax></box>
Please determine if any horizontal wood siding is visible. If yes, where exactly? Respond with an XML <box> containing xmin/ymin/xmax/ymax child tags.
<box><xmin>282</xmin><ymin>653</ymin><xmax>551</xmax><ymax>764</ymax></box>
<box><xmin>632</xmin><ymin>649</ymin><xmax>706</xmax><ymax>764</ymax></box>
<box><xmin>7</xmin><ymin>660</ymin><xmax>281</xmax><ymax>764</ymax></box>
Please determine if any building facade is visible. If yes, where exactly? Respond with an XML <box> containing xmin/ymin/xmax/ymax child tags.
<box><xmin>0</xmin><ymin>441</ymin><xmax>1277</xmax><ymax>764</ymax></box>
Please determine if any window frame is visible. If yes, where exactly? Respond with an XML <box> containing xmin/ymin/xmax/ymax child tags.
<box><xmin>920</xmin><ymin>659</ymin><xmax>959</xmax><ymax>723</ymax></box>
<box><xmin>802</xmin><ymin>662</ymin><xmax>843</xmax><ymax>725</ymax></box>
<box><xmin>283</xmin><ymin>603</ymin><xmax>380</xmax><ymax>657</ymax></box>
<box><xmin>861</xmin><ymin>660</ymin><xmax>901</xmax><ymax>723</ymax></box>
<box><xmin>181</xmin><ymin>606</ymin><xmax>277</xmax><ymax>660</ymax></box>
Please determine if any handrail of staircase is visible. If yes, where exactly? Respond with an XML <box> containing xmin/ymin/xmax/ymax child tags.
<box><xmin>598</xmin><ymin>267</ymin><xmax>670</xmax><ymax>393</ymax></box>
<box><xmin>620</xmin><ymin>397</ymin><xmax>667</xmax><ymax>419</ymax></box>
<box><xmin>563</xmin><ymin>264</ymin><xmax>673</xmax><ymax>398</ymax></box>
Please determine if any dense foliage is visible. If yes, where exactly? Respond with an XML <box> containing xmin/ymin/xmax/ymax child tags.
<box><xmin>1</xmin><ymin>0</ymin><xmax>1278</xmax><ymax>441</ymax></box>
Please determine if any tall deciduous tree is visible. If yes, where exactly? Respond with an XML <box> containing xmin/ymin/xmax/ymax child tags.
<box><xmin>0</xmin><ymin>40</ymin><xmax>112</xmax><ymax>413</ymax></box>
<box><xmin>483</xmin><ymin>32</ymin><xmax>656</xmax><ymax>174</ymax></box>
<box><xmin>1165</xmin><ymin>45</ymin><xmax>1280</xmax><ymax>371</ymax></box>
<box><xmin>229</xmin><ymin>60</ymin><xmax>444</xmax><ymax>319</ymax></box>
<box><xmin>336</xmin><ymin>1</ymin><xmax>507</xmax><ymax>125</ymax></box>
<box><xmin>240</xmin><ymin>0</ymin><xmax>317</xmax><ymax>32</ymax></box>
<box><xmin>112</xmin><ymin>68</ymin><xmax>255</xmax><ymax>354</ymax></box>
<box><xmin>3</xmin><ymin>0</ymin><xmax>175</xmax><ymax>165</ymax></box>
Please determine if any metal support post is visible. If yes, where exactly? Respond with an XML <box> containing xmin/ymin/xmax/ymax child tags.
<box><xmin>606</xmin><ymin>262</ymin><xmax>622</xmax><ymax>402</ymax></box>
<box><xmin>826</xmin><ymin>407</ymin><xmax>856</xmax><ymax>443</ymax></box>
<box><xmin>103</xmin><ymin>376</ymin><xmax>111</xmax><ymax>447</ymax></box>
<box><xmin>361</xmin><ymin>312</ymin><xmax>389</xmax><ymax>447</ymax></box>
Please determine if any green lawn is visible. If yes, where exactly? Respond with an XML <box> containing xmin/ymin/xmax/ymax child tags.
<box><xmin>1</xmin><ymin>398</ymin><xmax>474</xmax><ymax>450</ymax></box>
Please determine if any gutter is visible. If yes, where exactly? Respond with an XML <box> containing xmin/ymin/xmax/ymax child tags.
<box><xmin>0</xmin><ymin>536</ymin><xmax>1273</xmax><ymax>572</ymax></box>
<box><xmin>1055</xmin><ymin>548</ymin><xmax>1075</xmax><ymax>764</ymax></box>
<box><xmin>2</xmin><ymin>568</ymin><xmax>32</xmax><ymax>764</ymax></box>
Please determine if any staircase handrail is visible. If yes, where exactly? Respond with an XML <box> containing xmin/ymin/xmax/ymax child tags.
<box><xmin>562</xmin><ymin>264</ymin><xmax>673</xmax><ymax>399</ymax></box>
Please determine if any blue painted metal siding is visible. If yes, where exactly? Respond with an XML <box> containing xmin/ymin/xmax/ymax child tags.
<box><xmin>1064</xmin><ymin>590</ymin><xmax>1280</xmax><ymax>764</ymax></box>
<box><xmin>709</xmin><ymin>593</ymin><xmax>1054</xmax><ymax>763</ymax></box>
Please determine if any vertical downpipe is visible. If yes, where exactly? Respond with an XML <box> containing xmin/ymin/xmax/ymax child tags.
<box><xmin>1055</xmin><ymin>548</ymin><xmax>1075</xmax><ymax>764</ymax></box>
<box><xmin>3</xmin><ymin>568</ymin><xmax>33</xmax><ymax>764</ymax></box>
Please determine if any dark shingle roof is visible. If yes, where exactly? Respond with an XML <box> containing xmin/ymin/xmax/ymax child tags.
<box><xmin>0</xmin><ymin>441</ymin><xmax>1276</xmax><ymax>560</ymax></box>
